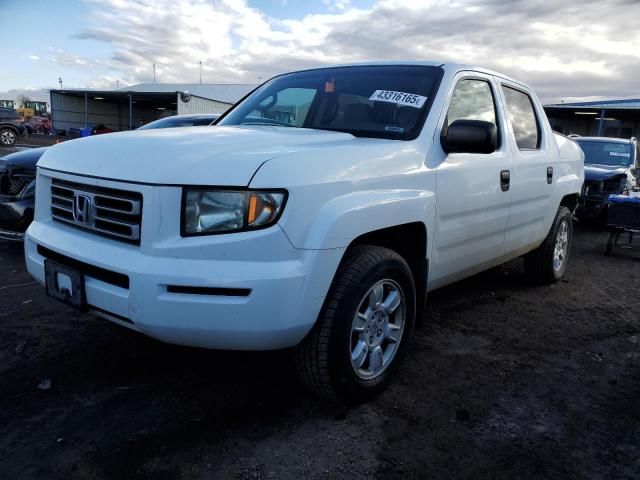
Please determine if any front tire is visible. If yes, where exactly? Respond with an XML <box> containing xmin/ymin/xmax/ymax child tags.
<box><xmin>0</xmin><ymin>128</ymin><xmax>17</xmax><ymax>146</ymax></box>
<box><xmin>295</xmin><ymin>246</ymin><xmax>416</xmax><ymax>401</ymax></box>
<box><xmin>524</xmin><ymin>206</ymin><xmax>573</xmax><ymax>284</ymax></box>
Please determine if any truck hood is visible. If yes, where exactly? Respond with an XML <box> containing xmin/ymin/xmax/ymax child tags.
<box><xmin>584</xmin><ymin>163</ymin><xmax>629</xmax><ymax>181</ymax></box>
<box><xmin>37</xmin><ymin>126</ymin><xmax>355</xmax><ymax>185</ymax></box>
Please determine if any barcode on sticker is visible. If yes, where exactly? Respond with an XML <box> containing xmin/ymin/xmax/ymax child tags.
<box><xmin>369</xmin><ymin>90</ymin><xmax>427</xmax><ymax>109</ymax></box>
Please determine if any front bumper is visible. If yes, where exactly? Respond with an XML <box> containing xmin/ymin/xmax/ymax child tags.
<box><xmin>576</xmin><ymin>195</ymin><xmax>608</xmax><ymax>219</ymax></box>
<box><xmin>25</xmin><ymin>218</ymin><xmax>344</xmax><ymax>351</ymax></box>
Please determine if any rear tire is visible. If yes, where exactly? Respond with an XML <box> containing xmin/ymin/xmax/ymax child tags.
<box><xmin>295</xmin><ymin>245</ymin><xmax>416</xmax><ymax>401</ymax></box>
<box><xmin>524</xmin><ymin>206</ymin><xmax>573</xmax><ymax>284</ymax></box>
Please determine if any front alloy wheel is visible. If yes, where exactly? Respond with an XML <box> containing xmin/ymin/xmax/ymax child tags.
<box><xmin>350</xmin><ymin>280</ymin><xmax>405</xmax><ymax>380</ymax></box>
<box><xmin>295</xmin><ymin>245</ymin><xmax>416</xmax><ymax>400</ymax></box>
<box><xmin>0</xmin><ymin>129</ymin><xmax>17</xmax><ymax>146</ymax></box>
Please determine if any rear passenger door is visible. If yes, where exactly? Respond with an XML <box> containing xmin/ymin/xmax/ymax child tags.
<box><xmin>430</xmin><ymin>73</ymin><xmax>513</xmax><ymax>288</ymax></box>
<box><xmin>499</xmin><ymin>83</ymin><xmax>555</xmax><ymax>255</ymax></box>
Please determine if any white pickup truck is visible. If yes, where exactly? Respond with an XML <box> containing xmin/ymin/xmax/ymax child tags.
<box><xmin>25</xmin><ymin>62</ymin><xmax>583</xmax><ymax>399</ymax></box>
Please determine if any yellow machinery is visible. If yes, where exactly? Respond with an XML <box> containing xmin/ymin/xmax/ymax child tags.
<box><xmin>16</xmin><ymin>101</ymin><xmax>49</xmax><ymax>120</ymax></box>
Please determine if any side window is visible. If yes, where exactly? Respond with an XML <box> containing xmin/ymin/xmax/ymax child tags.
<box><xmin>446</xmin><ymin>79</ymin><xmax>498</xmax><ymax>128</ymax></box>
<box><xmin>502</xmin><ymin>86</ymin><xmax>541</xmax><ymax>150</ymax></box>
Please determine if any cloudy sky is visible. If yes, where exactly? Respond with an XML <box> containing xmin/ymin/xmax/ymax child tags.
<box><xmin>2</xmin><ymin>0</ymin><xmax>640</xmax><ymax>103</ymax></box>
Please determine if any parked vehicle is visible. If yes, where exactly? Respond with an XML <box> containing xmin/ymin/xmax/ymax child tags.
<box><xmin>25</xmin><ymin>116</ymin><xmax>51</xmax><ymax>135</ymax></box>
<box><xmin>0</xmin><ymin>148</ymin><xmax>47</xmax><ymax>240</ymax></box>
<box><xmin>91</xmin><ymin>124</ymin><xmax>115</xmax><ymax>135</ymax></box>
<box><xmin>0</xmin><ymin>107</ymin><xmax>26</xmax><ymax>146</ymax></box>
<box><xmin>17</xmin><ymin>100</ymin><xmax>49</xmax><ymax>120</ymax></box>
<box><xmin>575</xmin><ymin>137</ymin><xmax>639</xmax><ymax>221</ymax></box>
<box><xmin>138</xmin><ymin>114</ymin><xmax>220</xmax><ymax>130</ymax></box>
<box><xmin>25</xmin><ymin>62</ymin><xmax>584</xmax><ymax>399</ymax></box>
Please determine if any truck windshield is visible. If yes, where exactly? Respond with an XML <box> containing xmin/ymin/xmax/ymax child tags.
<box><xmin>218</xmin><ymin>65</ymin><xmax>443</xmax><ymax>140</ymax></box>
<box><xmin>577</xmin><ymin>140</ymin><xmax>633</xmax><ymax>167</ymax></box>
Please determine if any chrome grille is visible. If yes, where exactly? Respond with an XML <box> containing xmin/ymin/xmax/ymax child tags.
<box><xmin>50</xmin><ymin>179</ymin><xmax>143</xmax><ymax>245</ymax></box>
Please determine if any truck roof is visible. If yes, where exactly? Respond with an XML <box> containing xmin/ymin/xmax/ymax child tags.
<box><xmin>284</xmin><ymin>61</ymin><xmax>523</xmax><ymax>87</ymax></box>
<box><xmin>574</xmin><ymin>136</ymin><xmax>635</xmax><ymax>144</ymax></box>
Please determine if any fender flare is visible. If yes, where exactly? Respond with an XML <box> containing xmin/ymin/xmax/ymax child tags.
<box><xmin>288</xmin><ymin>189</ymin><xmax>436</xmax><ymax>251</ymax></box>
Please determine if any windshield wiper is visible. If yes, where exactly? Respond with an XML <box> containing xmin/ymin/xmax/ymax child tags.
<box><xmin>241</xmin><ymin>121</ymin><xmax>293</xmax><ymax>127</ymax></box>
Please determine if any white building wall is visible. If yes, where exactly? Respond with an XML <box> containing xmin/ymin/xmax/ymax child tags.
<box><xmin>177</xmin><ymin>94</ymin><xmax>232</xmax><ymax>115</ymax></box>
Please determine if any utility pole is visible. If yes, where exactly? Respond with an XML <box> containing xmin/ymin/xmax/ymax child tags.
<box><xmin>153</xmin><ymin>63</ymin><xmax>156</xmax><ymax>82</ymax></box>
<box><xmin>199</xmin><ymin>61</ymin><xmax>202</xmax><ymax>84</ymax></box>
<box><xmin>58</xmin><ymin>77</ymin><xmax>63</xmax><ymax>89</ymax></box>
<box><xmin>116</xmin><ymin>80</ymin><xmax>120</xmax><ymax>89</ymax></box>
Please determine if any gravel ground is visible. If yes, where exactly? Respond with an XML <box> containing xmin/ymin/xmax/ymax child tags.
<box><xmin>0</xmin><ymin>225</ymin><xmax>639</xmax><ymax>480</ymax></box>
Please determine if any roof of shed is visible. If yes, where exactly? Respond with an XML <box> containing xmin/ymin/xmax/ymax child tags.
<box><xmin>121</xmin><ymin>83</ymin><xmax>256</xmax><ymax>104</ymax></box>
<box><xmin>545</xmin><ymin>98</ymin><xmax>640</xmax><ymax>110</ymax></box>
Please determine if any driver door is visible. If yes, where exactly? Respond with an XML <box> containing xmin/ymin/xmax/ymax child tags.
<box><xmin>430</xmin><ymin>74</ymin><xmax>514</xmax><ymax>288</ymax></box>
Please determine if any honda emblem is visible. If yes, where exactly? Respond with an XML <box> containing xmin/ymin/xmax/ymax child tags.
<box><xmin>73</xmin><ymin>193</ymin><xmax>92</xmax><ymax>225</ymax></box>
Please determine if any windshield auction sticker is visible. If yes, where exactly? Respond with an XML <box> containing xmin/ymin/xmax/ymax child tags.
<box><xmin>369</xmin><ymin>90</ymin><xmax>428</xmax><ymax>108</ymax></box>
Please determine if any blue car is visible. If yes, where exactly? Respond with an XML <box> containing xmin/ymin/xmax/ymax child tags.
<box><xmin>575</xmin><ymin>136</ymin><xmax>640</xmax><ymax>221</ymax></box>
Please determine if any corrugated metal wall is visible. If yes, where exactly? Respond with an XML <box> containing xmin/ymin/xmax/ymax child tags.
<box><xmin>51</xmin><ymin>92</ymin><xmax>160</xmax><ymax>133</ymax></box>
<box><xmin>51</xmin><ymin>92</ymin><xmax>233</xmax><ymax>133</ymax></box>
<box><xmin>177</xmin><ymin>95</ymin><xmax>231</xmax><ymax>115</ymax></box>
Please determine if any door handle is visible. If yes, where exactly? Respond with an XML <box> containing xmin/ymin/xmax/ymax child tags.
<box><xmin>500</xmin><ymin>170</ymin><xmax>510</xmax><ymax>192</ymax></box>
<box><xmin>547</xmin><ymin>166</ymin><xmax>553</xmax><ymax>184</ymax></box>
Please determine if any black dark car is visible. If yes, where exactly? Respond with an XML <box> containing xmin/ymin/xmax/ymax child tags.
<box><xmin>0</xmin><ymin>107</ymin><xmax>26</xmax><ymax>146</ymax></box>
<box><xmin>575</xmin><ymin>137</ymin><xmax>640</xmax><ymax>221</ymax></box>
<box><xmin>0</xmin><ymin>147</ymin><xmax>47</xmax><ymax>240</ymax></box>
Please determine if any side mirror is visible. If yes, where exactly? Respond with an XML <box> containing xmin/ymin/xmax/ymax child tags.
<box><xmin>441</xmin><ymin>119</ymin><xmax>498</xmax><ymax>154</ymax></box>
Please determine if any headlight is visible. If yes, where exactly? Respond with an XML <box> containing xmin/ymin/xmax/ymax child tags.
<box><xmin>182</xmin><ymin>188</ymin><xmax>287</xmax><ymax>235</ymax></box>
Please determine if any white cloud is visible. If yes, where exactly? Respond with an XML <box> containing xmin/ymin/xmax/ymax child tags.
<box><xmin>36</xmin><ymin>0</ymin><xmax>640</xmax><ymax>102</ymax></box>
<box><xmin>322</xmin><ymin>0</ymin><xmax>352</xmax><ymax>11</ymax></box>
<box><xmin>28</xmin><ymin>55</ymin><xmax>40</xmax><ymax>61</ymax></box>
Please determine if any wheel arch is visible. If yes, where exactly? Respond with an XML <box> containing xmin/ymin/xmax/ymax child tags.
<box><xmin>345</xmin><ymin>222</ymin><xmax>428</xmax><ymax>322</ymax></box>
<box><xmin>0</xmin><ymin>123</ymin><xmax>19</xmax><ymax>134</ymax></box>
<box><xmin>560</xmin><ymin>193</ymin><xmax>579</xmax><ymax>214</ymax></box>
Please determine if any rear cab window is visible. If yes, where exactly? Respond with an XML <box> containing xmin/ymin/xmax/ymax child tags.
<box><xmin>501</xmin><ymin>86</ymin><xmax>541</xmax><ymax>150</ymax></box>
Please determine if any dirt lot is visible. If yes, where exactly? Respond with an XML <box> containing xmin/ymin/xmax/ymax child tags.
<box><xmin>1</xmin><ymin>226</ymin><xmax>639</xmax><ymax>480</ymax></box>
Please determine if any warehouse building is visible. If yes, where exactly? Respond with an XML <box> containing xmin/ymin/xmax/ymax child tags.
<box><xmin>50</xmin><ymin>83</ymin><xmax>256</xmax><ymax>134</ymax></box>
<box><xmin>544</xmin><ymin>98</ymin><xmax>640</xmax><ymax>139</ymax></box>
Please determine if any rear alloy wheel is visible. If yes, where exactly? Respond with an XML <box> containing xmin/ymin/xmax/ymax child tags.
<box><xmin>524</xmin><ymin>206</ymin><xmax>573</xmax><ymax>283</ymax></box>
<box><xmin>295</xmin><ymin>245</ymin><xmax>416</xmax><ymax>401</ymax></box>
<box><xmin>0</xmin><ymin>128</ymin><xmax>17</xmax><ymax>146</ymax></box>
<box><xmin>552</xmin><ymin>220</ymin><xmax>570</xmax><ymax>272</ymax></box>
